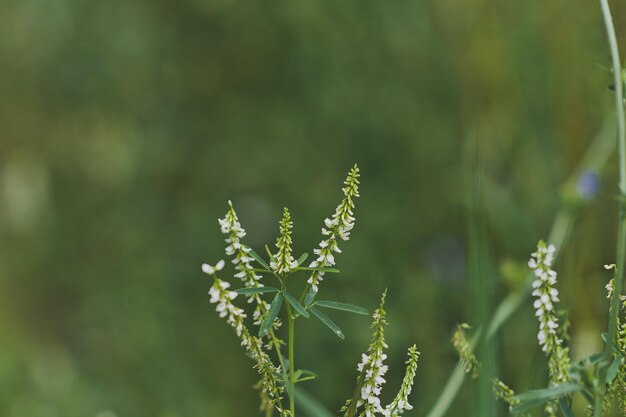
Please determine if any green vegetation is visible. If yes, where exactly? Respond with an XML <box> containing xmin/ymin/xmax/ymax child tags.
<box><xmin>2</xmin><ymin>0</ymin><xmax>626</xmax><ymax>416</ymax></box>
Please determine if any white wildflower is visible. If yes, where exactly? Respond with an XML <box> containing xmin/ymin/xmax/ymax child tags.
<box><xmin>308</xmin><ymin>165</ymin><xmax>360</xmax><ymax>294</ymax></box>
<box><xmin>382</xmin><ymin>346</ymin><xmax>420</xmax><ymax>417</ymax></box>
<box><xmin>201</xmin><ymin>259</ymin><xmax>225</xmax><ymax>276</ymax></box>
<box><xmin>207</xmin><ymin>277</ymin><xmax>246</xmax><ymax>336</ymax></box>
<box><xmin>218</xmin><ymin>201</ymin><xmax>263</xmax><ymax>301</ymax></box>
<box><xmin>270</xmin><ymin>207</ymin><xmax>297</xmax><ymax>274</ymax></box>
<box><xmin>528</xmin><ymin>240</ymin><xmax>570</xmax><ymax>385</ymax></box>
<box><xmin>529</xmin><ymin>241</ymin><xmax>561</xmax><ymax>353</ymax></box>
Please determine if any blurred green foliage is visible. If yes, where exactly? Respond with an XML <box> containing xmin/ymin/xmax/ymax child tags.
<box><xmin>1</xmin><ymin>0</ymin><xmax>626</xmax><ymax>416</ymax></box>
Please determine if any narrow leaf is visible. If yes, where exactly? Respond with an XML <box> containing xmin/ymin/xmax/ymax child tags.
<box><xmin>284</xmin><ymin>291</ymin><xmax>309</xmax><ymax>318</ymax></box>
<box><xmin>297</xmin><ymin>253</ymin><xmax>309</xmax><ymax>266</ymax></box>
<box><xmin>512</xmin><ymin>384</ymin><xmax>580</xmax><ymax>413</ymax></box>
<box><xmin>606</xmin><ymin>354</ymin><xmax>622</xmax><ymax>385</ymax></box>
<box><xmin>305</xmin><ymin>287</ymin><xmax>317</xmax><ymax>306</ymax></box>
<box><xmin>246</xmin><ymin>246</ymin><xmax>270</xmax><ymax>270</ymax></box>
<box><xmin>558</xmin><ymin>397</ymin><xmax>575</xmax><ymax>417</ymax></box>
<box><xmin>296</xmin><ymin>267</ymin><xmax>340</xmax><ymax>273</ymax></box>
<box><xmin>259</xmin><ymin>293</ymin><xmax>283</xmax><ymax>337</ymax></box>
<box><xmin>293</xmin><ymin>368</ymin><xmax>318</xmax><ymax>383</ymax></box>
<box><xmin>310</xmin><ymin>307</ymin><xmax>344</xmax><ymax>339</ymax></box>
<box><xmin>315</xmin><ymin>301</ymin><xmax>368</xmax><ymax>315</ymax></box>
<box><xmin>236</xmin><ymin>287</ymin><xmax>279</xmax><ymax>295</ymax></box>
<box><xmin>295</xmin><ymin>387</ymin><xmax>335</xmax><ymax>417</ymax></box>
<box><xmin>264</xmin><ymin>244</ymin><xmax>276</xmax><ymax>263</ymax></box>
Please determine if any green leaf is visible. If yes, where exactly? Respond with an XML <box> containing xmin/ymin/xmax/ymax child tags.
<box><xmin>315</xmin><ymin>301</ymin><xmax>368</xmax><ymax>315</ymax></box>
<box><xmin>558</xmin><ymin>397</ymin><xmax>575</xmax><ymax>417</ymax></box>
<box><xmin>606</xmin><ymin>354</ymin><xmax>622</xmax><ymax>385</ymax></box>
<box><xmin>294</xmin><ymin>369</ymin><xmax>318</xmax><ymax>383</ymax></box>
<box><xmin>309</xmin><ymin>307</ymin><xmax>344</xmax><ymax>339</ymax></box>
<box><xmin>296</xmin><ymin>267</ymin><xmax>340</xmax><ymax>273</ymax></box>
<box><xmin>259</xmin><ymin>293</ymin><xmax>283</xmax><ymax>337</ymax></box>
<box><xmin>585</xmin><ymin>352</ymin><xmax>605</xmax><ymax>365</ymax></box>
<box><xmin>512</xmin><ymin>384</ymin><xmax>580</xmax><ymax>413</ymax></box>
<box><xmin>305</xmin><ymin>287</ymin><xmax>317</xmax><ymax>306</ymax></box>
<box><xmin>246</xmin><ymin>246</ymin><xmax>270</xmax><ymax>270</ymax></box>
<box><xmin>297</xmin><ymin>253</ymin><xmax>309</xmax><ymax>266</ymax></box>
<box><xmin>236</xmin><ymin>287</ymin><xmax>279</xmax><ymax>295</ymax></box>
<box><xmin>294</xmin><ymin>387</ymin><xmax>334</xmax><ymax>417</ymax></box>
<box><xmin>265</xmin><ymin>244</ymin><xmax>276</xmax><ymax>263</ymax></box>
<box><xmin>284</xmin><ymin>291</ymin><xmax>309</xmax><ymax>318</ymax></box>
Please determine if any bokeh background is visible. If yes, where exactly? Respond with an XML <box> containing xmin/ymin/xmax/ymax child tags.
<box><xmin>2</xmin><ymin>0</ymin><xmax>626</xmax><ymax>416</ymax></box>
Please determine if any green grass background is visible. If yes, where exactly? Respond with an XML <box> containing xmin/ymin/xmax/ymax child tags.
<box><xmin>1</xmin><ymin>0</ymin><xmax>625</xmax><ymax>416</ymax></box>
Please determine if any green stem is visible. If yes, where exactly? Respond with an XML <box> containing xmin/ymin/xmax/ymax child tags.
<box><xmin>594</xmin><ymin>393</ymin><xmax>603</xmax><ymax>417</ymax></box>
<box><xmin>270</xmin><ymin>329</ymin><xmax>287</xmax><ymax>373</ymax></box>
<box><xmin>600</xmin><ymin>0</ymin><xmax>626</xmax><ymax>351</ymax></box>
<box><xmin>288</xmin><ymin>303</ymin><xmax>296</xmax><ymax>417</ymax></box>
<box><xmin>343</xmin><ymin>371</ymin><xmax>366</xmax><ymax>417</ymax></box>
<box><xmin>599</xmin><ymin>1</ymin><xmax>626</xmax><ymax>413</ymax></box>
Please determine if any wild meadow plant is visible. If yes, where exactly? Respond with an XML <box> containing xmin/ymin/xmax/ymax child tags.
<box><xmin>202</xmin><ymin>2</ymin><xmax>626</xmax><ymax>416</ymax></box>
<box><xmin>202</xmin><ymin>165</ymin><xmax>421</xmax><ymax>417</ymax></box>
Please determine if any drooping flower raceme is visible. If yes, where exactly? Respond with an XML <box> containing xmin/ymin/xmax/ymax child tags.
<box><xmin>308</xmin><ymin>165</ymin><xmax>360</xmax><ymax>294</ymax></box>
<box><xmin>382</xmin><ymin>345</ymin><xmax>420</xmax><ymax>417</ymax></box>
<box><xmin>201</xmin><ymin>260</ymin><xmax>287</xmax><ymax>416</ymax></box>
<box><xmin>219</xmin><ymin>201</ymin><xmax>263</xmax><ymax>300</ymax></box>
<box><xmin>205</xmin><ymin>261</ymin><xmax>247</xmax><ymax>337</ymax></box>
<box><xmin>270</xmin><ymin>207</ymin><xmax>298</xmax><ymax>274</ymax></box>
<box><xmin>451</xmin><ymin>323</ymin><xmax>480</xmax><ymax>378</ymax></box>
<box><xmin>218</xmin><ymin>201</ymin><xmax>282</xmax><ymax>338</ymax></box>
<box><xmin>528</xmin><ymin>241</ymin><xmax>570</xmax><ymax>384</ymax></box>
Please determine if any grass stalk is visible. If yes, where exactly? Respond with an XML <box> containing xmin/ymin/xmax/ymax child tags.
<box><xmin>600</xmin><ymin>0</ymin><xmax>626</xmax><ymax>350</ymax></box>
<box><xmin>598</xmin><ymin>0</ymin><xmax>626</xmax><ymax>414</ymax></box>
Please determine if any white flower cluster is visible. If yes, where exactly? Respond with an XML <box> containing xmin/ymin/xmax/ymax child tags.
<box><xmin>270</xmin><ymin>208</ymin><xmax>298</xmax><ymax>274</ymax></box>
<box><xmin>308</xmin><ymin>166</ymin><xmax>360</xmax><ymax>293</ymax></box>
<box><xmin>353</xmin><ymin>293</ymin><xmax>389</xmax><ymax>417</ymax></box>
<box><xmin>218</xmin><ymin>201</ymin><xmax>281</xmax><ymax>344</ymax></box>
<box><xmin>218</xmin><ymin>201</ymin><xmax>263</xmax><ymax>301</ymax></box>
<box><xmin>243</xmin><ymin>331</ymin><xmax>288</xmax><ymax>416</ymax></box>
<box><xmin>382</xmin><ymin>345</ymin><xmax>420</xmax><ymax>417</ymax></box>
<box><xmin>201</xmin><ymin>259</ymin><xmax>286</xmax><ymax>414</ymax></box>
<box><xmin>203</xmin><ymin>260</ymin><xmax>247</xmax><ymax>337</ymax></box>
<box><xmin>357</xmin><ymin>350</ymin><xmax>388</xmax><ymax>417</ymax></box>
<box><xmin>528</xmin><ymin>242</ymin><xmax>561</xmax><ymax>353</ymax></box>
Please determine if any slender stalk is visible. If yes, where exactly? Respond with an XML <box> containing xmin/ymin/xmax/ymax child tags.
<box><xmin>270</xmin><ymin>329</ymin><xmax>287</xmax><ymax>373</ymax></box>
<box><xmin>598</xmin><ymin>1</ymin><xmax>626</xmax><ymax>414</ymax></box>
<box><xmin>594</xmin><ymin>394</ymin><xmax>603</xmax><ymax>417</ymax></box>
<box><xmin>344</xmin><ymin>371</ymin><xmax>366</xmax><ymax>417</ymax></box>
<box><xmin>600</xmin><ymin>0</ymin><xmax>626</xmax><ymax>351</ymax></box>
<box><xmin>288</xmin><ymin>303</ymin><xmax>296</xmax><ymax>416</ymax></box>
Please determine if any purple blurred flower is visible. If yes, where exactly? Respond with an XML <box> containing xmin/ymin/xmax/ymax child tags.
<box><xmin>576</xmin><ymin>170</ymin><xmax>599</xmax><ymax>200</ymax></box>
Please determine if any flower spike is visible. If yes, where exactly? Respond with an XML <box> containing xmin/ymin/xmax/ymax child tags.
<box><xmin>528</xmin><ymin>240</ymin><xmax>570</xmax><ymax>384</ymax></box>
<box><xmin>270</xmin><ymin>207</ymin><xmax>297</xmax><ymax>274</ymax></box>
<box><xmin>308</xmin><ymin>165</ymin><xmax>360</xmax><ymax>294</ymax></box>
<box><xmin>382</xmin><ymin>345</ymin><xmax>420</xmax><ymax>417</ymax></box>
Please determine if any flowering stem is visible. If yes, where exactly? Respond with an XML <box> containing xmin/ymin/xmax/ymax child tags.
<box><xmin>287</xmin><ymin>303</ymin><xmax>296</xmax><ymax>416</ymax></box>
<box><xmin>600</xmin><ymin>0</ymin><xmax>626</xmax><ymax>351</ymax></box>
<box><xmin>270</xmin><ymin>329</ymin><xmax>287</xmax><ymax>374</ymax></box>
<box><xmin>343</xmin><ymin>372</ymin><xmax>365</xmax><ymax>417</ymax></box>
<box><xmin>599</xmin><ymin>0</ymin><xmax>626</xmax><ymax>414</ymax></box>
